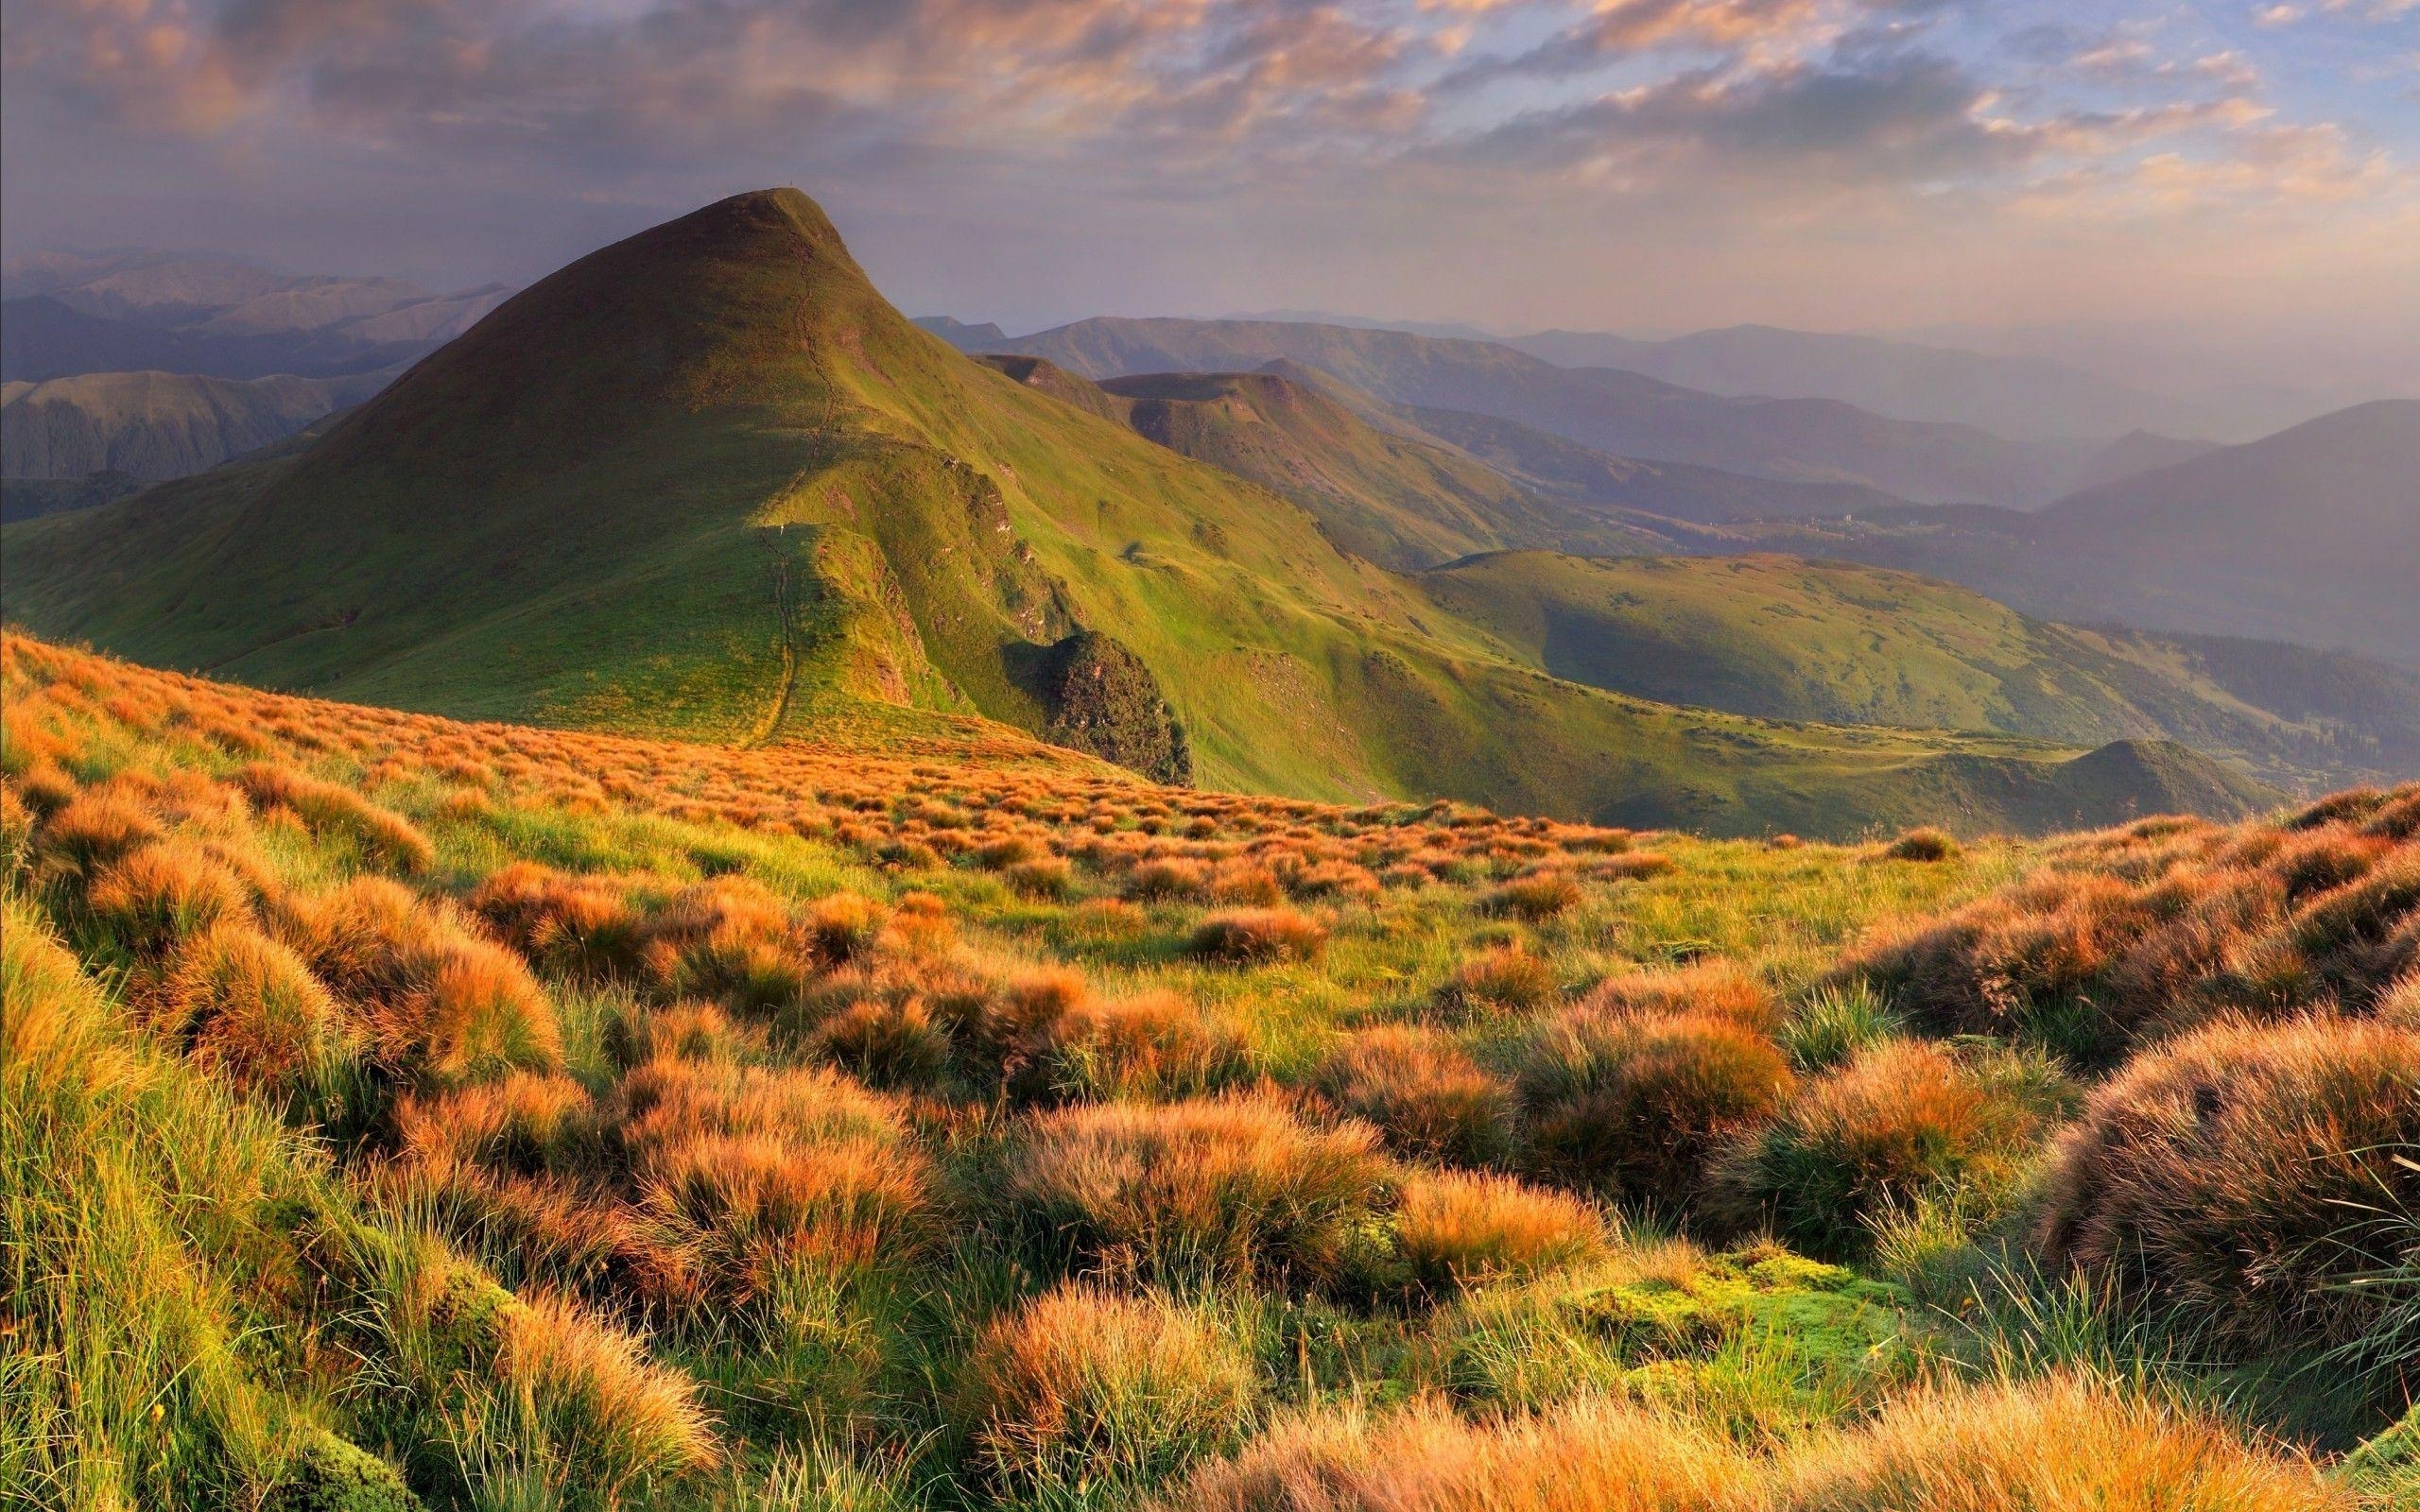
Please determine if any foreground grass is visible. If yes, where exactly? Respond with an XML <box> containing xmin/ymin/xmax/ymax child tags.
<box><xmin>2</xmin><ymin>631</ymin><xmax>2411</xmax><ymax>1509</ymax></box>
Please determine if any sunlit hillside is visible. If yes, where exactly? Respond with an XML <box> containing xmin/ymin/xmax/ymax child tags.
<box><xmin>5</xmin><ymin>629</ymin><xmax>2412</xmax><ymax>1510</ymax></box>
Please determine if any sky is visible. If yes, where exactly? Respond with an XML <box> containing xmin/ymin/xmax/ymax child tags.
<box><xmin>3</xmin><ymin>0</ymin><xmax>2416</xmax><ymax>351</ymax></box>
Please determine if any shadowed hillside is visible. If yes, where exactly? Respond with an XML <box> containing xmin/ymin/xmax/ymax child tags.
<box><xmin>1418</xmin><ymin>553</ymin><xmax>2420</xmax><ymax>793</ymax></box>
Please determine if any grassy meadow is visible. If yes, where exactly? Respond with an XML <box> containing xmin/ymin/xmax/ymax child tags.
<box><xmin>2</xmin><ymin>628</ymin><xmax>2413</xmax><ymax>1510</ymax></box>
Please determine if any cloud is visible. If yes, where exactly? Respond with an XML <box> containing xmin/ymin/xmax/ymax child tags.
<box><xmin>2</xmin><ymin>0</ymin><xmax>2411</xmax><ymax>336</ymax></box>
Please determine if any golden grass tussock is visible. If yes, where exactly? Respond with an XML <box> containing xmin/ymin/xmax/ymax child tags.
<box><xmin>1880</xmin><ymin>827</ymin><xmax>1961</xmax><ymax>863</ymax></box>
<box><xmin>84</xmin><ymin>840</ymin><xmax>251</xmax><ymax>962</ymax></box>
<box><xmin>1716</xmin><ymin>1038</ymin><xmax>2051</xmax><ymax>1258</ymax></box>
<box><xmin>34</xmin><ymin>785</ymin><xmax>163</xmax><ymax>885</ymax></box>
<box><xmin>1188</xmin><ymin>906</ymin><xmax>1329</xmax><ymax>965</ymax></box>
<box><xmin>1775</xmin><ymin>1372</ymin><xmax>2348</xmax><ymax>1512</ymax></box>
<box><xmin>1390</xmin><ymin>1170</ymin><xmax>1610</xmax><ymax>1297</ymax></box>
<box><xmin>960</xmin><ymin>1284</ymin><xmax>1258</xmax><ymax>1497</ymax></box>
<box><xmin>1317</xmin><ymin>1026</ymin><xmax>1516</xmax><ymax>1167</ymax></box>
<box><xmin>283</xmin><ymin>876</ymin><xmax>562</xmax><ymax>1086</ymax></box>
<box><xmin>493</xmin><ymin>1290</ymin><xmax>720</xmax><ymax>1489</ymax></box>
<box><xmin>1004</xmin><ymin>1093</ymin><xmax>1391</xmax><ymax>1290</ymax></box>
<box><xmin>1439</xmin><ymin>943</ymin><xmax>1559</xmax><ymax>1017</ymax></box>
<box><xmin>614</xmin><ymin>1057</ymin><xmax>933</xmax><ymax>1292</ymax></box>
<box><xmin>1486</xmin><ymin>868</ymin><xmax>1584</xmax><ymax>921</ymax></box>
<box><xmin>1514</xmin><ymin>1005</ymin><xmax>1795</xmax><ymax>1213</ymax></box>
<box><xmin>156</xmin><ymin>921</ymin><xmax>352</xmax><ymax>1107</ymax></box>
<box><xmin>1840</xmin><ymin>799</ymin><xmax>2418</xmax><ymax>1060</ymax></box>
<box><xmin>1016</xmin><ymin>988</ymin><xmax>1255</xmax><ymax>1102</ymax></box>
<box><xmin>1581</xmin><ymin>962</ymin><xmax>1779</xmax><ymax>1032</ymax></box>
<box><xmin>235</xmin><ymin>760</ymin><xmax>436</xmax><ymax>873</ymax></box>
<box><xmin>468</xmin><ymin>861</ymin><xmax>650</xmax><ymax>981</ymax></box>
<box><xmin>2033</xmin><ymin>1013</ymin><xmax>2420</xmax><ymax>1357</ymax></box>
<box><xmin>1157</xmin><ymin>1397</ymin><xmax>1757</xmax><ymax>1512</ymax></box>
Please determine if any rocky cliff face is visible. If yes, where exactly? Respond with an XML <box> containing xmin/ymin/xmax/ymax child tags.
<box><xmin>1031</xmin><ymin>630</ymin><xmax>1193</xmax><ymax>784</ymax></box>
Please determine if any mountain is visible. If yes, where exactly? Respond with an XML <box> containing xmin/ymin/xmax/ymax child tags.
<box><xmin>1717</xmin><ymin>402</ymin><xmax>2419</xmax><ymax>663</ymax></box>
<box><xmin>2060</xmin><ymin>430</ymin><xmax>2221</xmax><ymax>494</ymax></box>
<box><xmin>914</xmin><ymin>316</ymin><xmax>1010</xmax><ymax>351</ymax></box>
<box><xmin>0</xmin><ymin>295</ymin><xmax>430</xmax><ymax>382</ymax></box>
<box><xmin>0</xmin><ymin>251</ymin><xmax>512</xmax><ymax>383</ymax></box>
<box><xmin>2</xmin><ymin>369</ymin><xmax>389</xmax><ymax>482</ymax></box>
<box><xmin>979</xmin><ymin>357</ymin><xmax>1667</xmax><ymax>569</ymax></box>
<box><xmin>1417</xmin><ymin>552</ymin><xmax>2420</xmax><ymax>793</ymax></box>
<box><xmin>1383</xmin><ymin>399</ymin><xmax>1910</xmax><ymax>524</ymax></box>
<box><xmin>994</xmin><ymin>317</ymin><xmax>2085</xmax><ymax>506</ymax></box>
<box><xmin>0</xmin><ymin>189</ymin><xmax>2276</xmax><ymax>836</ymax></box>
<box><xmin>1507</xmin><ymin>324</ymin><xmax>2198</xmax><ymax>441</ymax></box>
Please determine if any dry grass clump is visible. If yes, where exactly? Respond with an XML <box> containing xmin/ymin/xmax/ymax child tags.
<box><xmin>1838</xmin><ymin>800</ymin><xmax>2418</xmax><ymax>1060</ymax></box>
<box><xmin>1581</xmin><ymin>964</ymin><xmax>1778</xmax><ymax>1032</ymax></box>
<box><xmin>1189</xmin><ymin>906</ymin><xmax>1328</xmax><ymax>965</ymax></box>
<box><xmin>492</xmin><ymin>1290</ymin><xmax>720</xmax><ymax>1496</ymax></box>
<box><xmin>813</xmin><ymin>994</ymin><xmax>953</xmax><ymax>1091</ymax></box>
<box><xmin>156</xmin><ymin>921</ymin><xmax>352</xmax><ymax>1109</ymax></box>
<box><xmin>1487</xmin><ymin>869</ymin><xmax>1583</xmax><ymax>921</ymax></box>
<box><xmin>236</xmin><ymin>760</ymin><xmax>436</xmax><ymax>873</ymax></box>
<box><xmin>1004</xmin><ymin>1094</ymin><xmax>1391</xmax><ymax>1290</ymax></box>
<box><xmin>959</xmin><ymin>1284</ymin><xmax>1257</xmax><ymax>1497</ymax></box>
<box><xmin>1157</xmin><ymin>1397</ymin><xmax>1755</xmax><ymax>1512</ymax></box>
<box><xmin>84</xmin><ymin>840</ymin><xmax>251</xmax><ymax>962</ymax></box>
<box><xmin>1880</xmin><ymin>827</ymin><xmax>1961</xmax><ymax>863</ymax></box>
<box><xmin>1716</xmin><ymin>1039</ymin><xmax>2051</xmax><ymax>1258</ymax></box>
<box><xmin>641</xmin><ymin>874</ymin><xmax>812</xmax><ymax>1010</ymax></box>
<box><xmin>1438</xmin><ymin>944</ymin><xmax>1558</xmax><ymax>1018</ymax></box>
<box><xmin>1318</xmin><ymin>1026</ymin><xmax>1516</xmax><ymax>1167</ymax></box>
<box><xmin>285</xmin><ymin>876</ymin><xmax>562</xmax><ymax>1086</ymax></box>
<box><xmin>1513</xmin><ymin>1002</ymin><xmax>1795</xmax><ymax>1213</ymax></box>
<box><xmin>1775</xmin><ymin>1372</ymin><xmax>2345</xmax><ymax>1511</ymax></box>
<box><xmin>33</xmin><ymin>786</ymin><xmax>163</xmax><ymax>885</ymax></box>
<box><xmin>468</xmin><ymin>861</ymin><xmax>648</xmax><ymax>980</ymax></box>
<box><xmin>614</xmin><ymin>1057</ymin><xmax>933</xmax><ymax>1294</ymax></box>
<box><xmin>1390</xmin><ymin>1170</ymin><xmax>1609</xmax><ymax>1297</ymax></box>
<box><xmin>1014</xmin><ymin>989</ymin><xmax>1255</xmax><ymax>1102</ymax></box>
<box><xmin>2033</xmin><ymin>1014</ymin><xmax>2420</xmax><ymax>1357</ymax></box>
<box><xmin>1127</xmin><ymin>857</ymin><xmax>1211</xmax><ymax>902</ymax></box>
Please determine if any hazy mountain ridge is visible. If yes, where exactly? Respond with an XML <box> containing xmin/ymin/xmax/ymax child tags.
<box><xmin>1505</xmin><ymin>323</ymin><xmax>2210</xmax><ymax>441</ymax></box>
<box><xmin>2</xmin><ymin>368</ymin><xmax>390</xmax><ymax>482</ymax></box>
<box><xmin>0</xmin><ymin>249</ymin><xmax>511</xmax><ymax>384</ymax></box>
<box><xmin>995</xmin><ymin>316</ymin><xmax>2091</xmax><ymax>506</ymax></box>
<box><xmin>1708</xmin><ymin>400</ymin><xmax>2420</xmax><ymax>662</ymax></box>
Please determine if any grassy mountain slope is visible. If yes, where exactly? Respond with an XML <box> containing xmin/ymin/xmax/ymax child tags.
<box><xmin>0</xmin><ymin>190</ymin><xmax>2270</xmax><ymax>836</ymax></box>
<box><xmin>980</xmin><ymin>356</ymin><xmax>1662</xmax><ymax>569</ymax></box>
<box><xmin>1419</xmin><ymin>552</ymin><xmax>2415</xmax><ymax>793</ymax></box>
<box><xmin>996</xmin><ymin>317</ymin><xmax>2082</xmax><ymax>505</ymax></box>
<box><xmin>2</xmin><ymin>368</ymin><xmax>388</xmax><ymax>481</ymax></box>
<box><xmin>1716</xmin><ymin>402</ymin><xmax>2420</xmax><ymax>662</ymax></box>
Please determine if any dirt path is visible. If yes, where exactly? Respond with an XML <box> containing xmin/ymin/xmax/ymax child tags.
<box><xmin>744</xmin><ymin>537</ymin><xmax>801</xmax><ymax>748</ymax></box>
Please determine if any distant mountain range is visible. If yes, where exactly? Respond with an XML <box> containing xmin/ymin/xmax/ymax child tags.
<box><xmin>3</xmin><ymin>369</ymin><xmax>389</xmax><ymax>482</ymax></box>
<box><xmin>982</xmin><ymin>317</ymin><xmax>2097</xmax><ymax>507</ymax></box>
<box><xmin>1500</xmin><ymin>324</ymin><xmax>2212</xmax><ymax>443</ymax></box>
<box><xmin>0</xmin><ymin>249</ymin><xmax>510</xmax><ymax>384</ymax></box>
<box><xmin>1716</xmin><ymin>401</ymin><xmax>2420</xmax><ymax>663</ymax></box>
